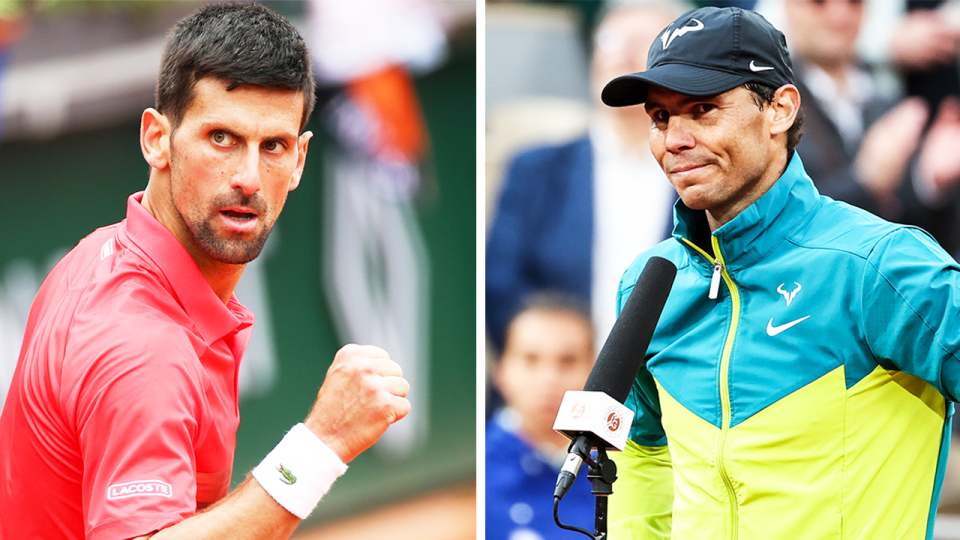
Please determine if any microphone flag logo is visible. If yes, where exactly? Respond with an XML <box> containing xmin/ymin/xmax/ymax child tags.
<box><xmin>604</xmin><ymin>406</ymin><xmax>624</xmax><ymax>435</ymax></box>
<box><xmin>553</xmin><ymin>390</ymin><xmax>635</xmax><ymax>451</ymax></box>
<box><xmin>572</xmin><ymin>402</ymin><xmax>586</xmax><ymax>419</ymax></box>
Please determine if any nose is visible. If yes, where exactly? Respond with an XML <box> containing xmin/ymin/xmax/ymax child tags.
<box><xmin>231</xmin><ymin>146</ymin><xmax>262</xmax><ymax>196</ymax></box>
<box><xmin>662</xmin><ymin>116</ymin><xmax>696</xmax><ymax>154</ymax></box>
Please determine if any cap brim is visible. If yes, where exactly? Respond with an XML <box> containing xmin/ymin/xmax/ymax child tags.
<box><xmin>601</xmin><ymin>64</ymin><xmax>752</xmax><ymax>107</ymax></box>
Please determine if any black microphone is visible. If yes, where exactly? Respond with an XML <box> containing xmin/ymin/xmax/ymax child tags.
<box><xmin>553</xmin><ymin>256</ymin><xmax>677</xmax><ymax>500</ymax></box>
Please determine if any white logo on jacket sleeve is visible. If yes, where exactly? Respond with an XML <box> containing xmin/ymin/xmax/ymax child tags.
<box><xmin>99</xmin><ymin>238</ymin><xmax>116</xmax><ymax>260</ymax></box>
<box><xmin>107</xmin><ymin>480</ymin><xmax>173</xmax><ymax>500</ymax></box>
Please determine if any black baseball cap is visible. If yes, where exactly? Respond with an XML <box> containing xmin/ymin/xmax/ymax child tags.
<box><xmin>601</xmin><ymin>6</ymin><xmax>794</xmax><ymax>107</ymax></box>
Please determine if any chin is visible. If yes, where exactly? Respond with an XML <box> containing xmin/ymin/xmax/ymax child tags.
<box><xmin>676</xmin><ymin>191</ymin><xmax>710</xmax><ymax>211</ymax></box>
<box><xmin>198</xmin><ymin>232</ymin><xmax>270</xmax><ymax>265</ymax></box>
<box><xmin>677</xmin><ymin>176</ymin><xmax>723</xmax><ymax>204</ymax></box>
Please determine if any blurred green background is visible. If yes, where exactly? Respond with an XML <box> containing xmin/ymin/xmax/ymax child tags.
<box><xmin>0</xmin><ymin>0</ymin><xmax>476</xmax><ymax>525</ymax></box>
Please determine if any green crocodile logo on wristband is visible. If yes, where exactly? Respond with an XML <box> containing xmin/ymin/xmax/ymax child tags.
<box><xmin>277</xmin><ymin>464</ymin><xmax>297</xmax><ymax>485</ymax></box>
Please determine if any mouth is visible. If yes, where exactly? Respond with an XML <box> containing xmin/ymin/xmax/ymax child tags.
<box><xmin>670</xmin><ymin>163</ymin><xmax>707</xmax><ymax>175</ymax></box>
<box><xmin>217</xmin><ymin>207</ymin><xmax>261</xmax><ymax>233</ymax></box>
<box><xmin>221</xmin><ymin>209</ymin><xmax>257</xmax><ymax>222</ymax></box>
<box><xmin>220</xmin><ymin>203</ymin><xmax>262</xmax><ymax>219</ymax></box>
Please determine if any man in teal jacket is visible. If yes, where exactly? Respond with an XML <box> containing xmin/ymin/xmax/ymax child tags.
<box><xmin>601</xmin><ymin>6</ymin><xmax>959</xmax><ymax>540</ymax></box>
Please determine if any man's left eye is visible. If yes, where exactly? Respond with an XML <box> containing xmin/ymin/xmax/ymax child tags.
<box><xmin>263</xmin><ymin>141</ymin><xmax>285</xmax><ymax>153</ymax></box>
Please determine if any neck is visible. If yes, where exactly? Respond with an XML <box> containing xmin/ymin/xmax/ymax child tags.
<box><xmin>142</xmin><ymin>177</ymin><xmax>244</xmax><ymax>305</ymax></box>
<box><xmin>191</xmin><ymin>256</ymin><xmax>245</xmax><ymax>306</ymax></box>
<box><xmin>706</xmin><ymin>150</ymin><xmax>789</xmax><ymax>232</ymax></box>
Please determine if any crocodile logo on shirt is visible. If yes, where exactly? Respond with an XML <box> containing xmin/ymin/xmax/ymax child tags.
<box><xmin>277</xmin><ymin>465</ymin><xmax>297</xmax><ymax>485</ymax></box>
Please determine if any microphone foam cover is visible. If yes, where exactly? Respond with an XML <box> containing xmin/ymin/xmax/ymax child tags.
<box><xmin>583</xmin><ymin>256</ymin><xmax>677</xmax><ymax>403</ymax></box>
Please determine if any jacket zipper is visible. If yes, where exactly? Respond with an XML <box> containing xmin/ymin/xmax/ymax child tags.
<box><xmin>709</xmin><ymin>259</ymin><xmax>723</xmax><ymax>299</ymax></box>
<box><xmin>682</xmin><ymin>235</ymin><xmax>741</xmax><ymax>540</ymax></box>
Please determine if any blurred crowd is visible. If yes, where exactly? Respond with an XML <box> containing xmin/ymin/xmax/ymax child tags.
<box><xmin>485</xmin><ymin>0</ymin><xmax>960</xmax><ymax>538</ymax></box>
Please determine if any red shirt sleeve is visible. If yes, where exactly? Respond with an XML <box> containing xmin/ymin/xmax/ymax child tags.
<box><xmin>72</xmin><ymin>324</ymin><xmax>208</xmax><ymax>540</ymax></box>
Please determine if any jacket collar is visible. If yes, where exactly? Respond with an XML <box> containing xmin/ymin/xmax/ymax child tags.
<box><xmin>673</xmin><ymin>153</ymin><xmax>821</xmax><ymax>272</ymax></box>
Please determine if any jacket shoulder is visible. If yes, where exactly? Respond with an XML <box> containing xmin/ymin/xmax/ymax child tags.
<box><xmin>790</xmin><ymin>197</ymin><xmax>915</xmax><ymax>258</ymax></box>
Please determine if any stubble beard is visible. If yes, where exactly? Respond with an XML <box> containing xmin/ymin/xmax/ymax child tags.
<box><xmin>189</xmin><ymin>198</ymin><xmax>272</xmax><ymax>265</ymax></box>
<box><xmin>168</xmin><ymin>149</ymin><xmax>273</xmax><ymax>266</ymax></box>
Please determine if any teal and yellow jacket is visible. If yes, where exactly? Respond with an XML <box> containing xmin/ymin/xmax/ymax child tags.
<box><xmin>612</xmin><ymin>154</ymin><xmax>959</xmax><ymax>540</ymax></box>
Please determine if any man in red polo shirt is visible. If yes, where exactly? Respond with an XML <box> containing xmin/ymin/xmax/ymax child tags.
<box><xmin>0</xmin><ymin>4</ymin><xmax>411</xmax><ymax>540</ymax></box>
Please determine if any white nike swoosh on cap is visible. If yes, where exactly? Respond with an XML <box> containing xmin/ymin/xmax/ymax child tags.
<box><xmin>766</xmin><ymin>315</ymin><xmax>811</xmax><ymax>336</ymax></box>
<box><xmin>750</xmin><ymin>60</ymin><xmax>775</xmax><ymax>72</ymax></box>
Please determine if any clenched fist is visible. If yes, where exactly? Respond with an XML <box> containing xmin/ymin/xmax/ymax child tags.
<box><xmin>303</xmin><ymin>344</ymin><xmax>411</xmax><ymax>463</ymax></box>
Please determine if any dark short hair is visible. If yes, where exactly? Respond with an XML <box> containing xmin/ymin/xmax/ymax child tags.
<box><xmin>742</xmin><ymin>82</ymin><xmax>804</xmax><ymax>155</ymax></box>
<box><xmin>156</xmin><ymin>2</ymin><xmax>315</xmax><ymax>131</ymax></box>
<box><xmin>499</xmin><ymin>290</ymin><xmax>595</xmax><ymax>361</ymax></box>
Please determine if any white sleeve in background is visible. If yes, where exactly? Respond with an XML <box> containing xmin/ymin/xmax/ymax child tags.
<box><xmin>308</xmin><ymin>0</ymin><xmax>449</xmax><ymax>83</ymax></box>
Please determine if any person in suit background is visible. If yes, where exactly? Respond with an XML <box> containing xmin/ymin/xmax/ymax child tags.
<box><xmin>781</xmin><ymin>0</ymin><xmax>960</xmax><ymax>255</ymax></box>
<box><xmin>485</xmin><ymin>3</ymin><xmax>681</xmax><ymax>356</ymax></box>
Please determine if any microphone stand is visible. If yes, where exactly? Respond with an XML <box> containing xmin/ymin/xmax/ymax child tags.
<box><xmin>588</xmin><ymin>446</ymin><xmax>617</xmax><ymax>540</ymax></box>
<box><xmin>554</xmin><ymin>445</ymin><xmax>619</xmax><ymax>540</ymax></box>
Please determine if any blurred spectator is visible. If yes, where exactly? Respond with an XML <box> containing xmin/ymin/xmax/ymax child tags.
<box><xmin>485</xmin><ymin>3</ymin><xmax>680</xmax><ymax>355</ymax></box>
<box><xmin>307</xmin><ymin>0</ymin><xmax>450</xmax><ymax>456</ymax></box>
<box><xmin>485</xmin><ymin>291</ymin><xmax>597</xmax><ymax>540</ymax></box>
<box><xmin>782</xmin><ymin>0</ymin><xmax>960</xmax><ymax>255</ymax></box>
<box><xmin>890</xmin><ymin>0</ymin><xmax>960</xmax><ymax>114</ymax></box>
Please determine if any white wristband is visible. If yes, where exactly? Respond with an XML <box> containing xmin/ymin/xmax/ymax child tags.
<box><xmin>252</xmin><ymin>423</ymin><xmax>348</xmax><ymax>519</ymax></box>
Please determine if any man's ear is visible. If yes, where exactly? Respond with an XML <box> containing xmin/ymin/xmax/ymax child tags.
<box><xmin>288</xmin><ymin>130</ymin><xmax>313</xmax><ymax>192</ymax></box>
<box><xmin>769</xmin><ymin>84</ymin><xmax>801</xmax><ymax>138</ymax></box>
<box><xmin>140</xmin><ymin>108</ymin><xmax>172</xmax><ymax>170</ymax></box>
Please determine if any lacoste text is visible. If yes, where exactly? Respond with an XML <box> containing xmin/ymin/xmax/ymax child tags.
<box><xmin>107</xmin><ymin>480</ymin><xmax>173</xmax><ymax>500</ymax></box>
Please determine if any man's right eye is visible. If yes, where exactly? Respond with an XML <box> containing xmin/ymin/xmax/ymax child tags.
<box><xmin>211</xmin><ymin>131</ymin><xmax>233</xmax><ymax>145</ymax></box>
<box><xmin>650</xmin><ymin>110</ymin><xmax>669</xmax><ymax>123</ymax></box>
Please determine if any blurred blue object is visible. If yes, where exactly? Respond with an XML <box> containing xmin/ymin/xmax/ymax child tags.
<box><xmin>485</xmin><ymin>409</ymin><xmax>597</xmax><ymax>540</ymax></box>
